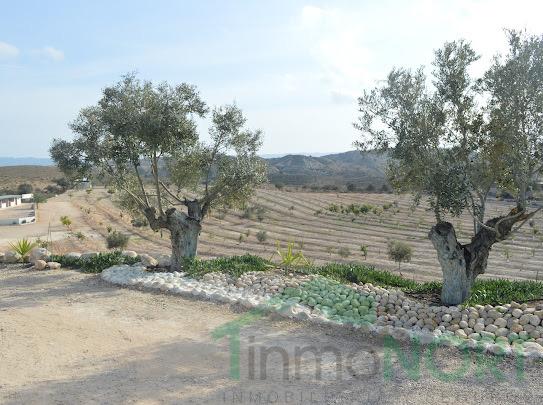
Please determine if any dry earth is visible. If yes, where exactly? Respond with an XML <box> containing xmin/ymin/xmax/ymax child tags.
<box><xmin>0</xmin><ymin>166</ymin><xmax>61</xmax><ymax>193</ymax></box>
<box><xmin>2</xmin><ymin>187</ymin><xmax>543</xmax><ymax>282</ymax></box>
<box><xmin>52</xmin><ymin>188</ymin><xmax>543</xmax><ymax>282</ymax></box>
<box><xmin>1</xmin><ymin>265</ymin><xmax>543</xmax><ymax>404</ymax></box>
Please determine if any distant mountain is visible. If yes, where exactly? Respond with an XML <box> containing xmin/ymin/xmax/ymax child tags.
<box><xmin>259</xmin><ymin>152</ymin><xmax>340</xmax><ymax>159</ymax></box>
<box><xmin>0</xmin><ymin>150</ymin><xmax>388</xmax><ymax>189</ymax></box>
<box><xmin>266</xmin><ymin>150</ymin><xmax>387</xmax><ymax>188</ymax></box>
<box><xmin>0</xmin><ymin>157</ymin><xmax>53</xmax><ymax>166</ymax></box>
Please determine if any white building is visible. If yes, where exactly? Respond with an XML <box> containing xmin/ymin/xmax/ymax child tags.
<box><xmin>21</xmin><ymin>193</ymin><xmax>34</xmax><ymax>202</ymax></box>
<box><xmin>74</xmin><ymin>178</ymin><xmax>92</xmax><ymax>190</ymax></box>
<box><xmin>0</xmin><ymin>195</ymin><xmax>22</xmax><ymax>209</ymax></box>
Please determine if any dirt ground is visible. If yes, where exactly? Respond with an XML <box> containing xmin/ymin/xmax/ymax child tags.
<box><xmin>0</xmin><ymin>192</ymin><xmax>101</xmax><ymax>252</ymax></box>
<box><xmin>1</xmin><ymin>265</ymin><xmax>543</xmax><ymax>404</ymax></box>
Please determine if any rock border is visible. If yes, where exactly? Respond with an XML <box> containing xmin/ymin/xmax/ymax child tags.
<box><xmin>99</xmin><ymin>256</ymin><xmax>543</xmax><ymax>361</ymax></box>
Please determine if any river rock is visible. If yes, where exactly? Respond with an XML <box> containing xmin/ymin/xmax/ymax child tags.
<box><xmin>81</xmin><ymin>252</ymin><xmax>99</xmax><ymax>260</ymax></box>
<box><xmin>529</xmin><ymin>315</ymin><xmax>541</xmax><ymax>326</ymax></box>
<box><xmin>122</xmin><ymin>250</ymin><xmax>138</xmax><ymax>259</ymax></box>
<box><xmin>140</xmin><ymin>253</ymin><xmax>158</xmax><ymax>268</ymax></box>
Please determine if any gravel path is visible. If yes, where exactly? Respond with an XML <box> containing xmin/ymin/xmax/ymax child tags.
<box><xmin>1</xmin><ymin>264</ymin><xmax>542</xmax><ymax>404</ymax></box>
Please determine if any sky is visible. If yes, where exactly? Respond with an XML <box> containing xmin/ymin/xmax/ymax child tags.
<box><xmin>1</xmin><ymin>0</ymin><xmax>542</xmax><ymax>158</ymax></box>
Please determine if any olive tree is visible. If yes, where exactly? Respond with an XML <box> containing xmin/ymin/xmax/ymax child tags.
<box><xmin>356</xmin><ymin>31</ymin><xmax>543</xmax><ymax>304</ymax></box>
<box><xmin>50</xmin><ymin>74</ymin><xmax>266</xmax><ymax>269</ymax></box>
<box><xmin>387</xmin><ymin>240</ymin><xmax>413</xmax><ymax>273</ymax></box>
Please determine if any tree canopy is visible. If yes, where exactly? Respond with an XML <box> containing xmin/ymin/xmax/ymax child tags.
<box><xmin>51</xmin><ymin>73</ymin><xmax>266</xmax><ymax>265</ymax></box>
<box><xmin>356</xmin><ymin>30</ymin><xmax>543</xmax><ymax>232</ymax></box>
<box><xmin>355</xmin><ymin>30</ymin><xmax>543</xmax><ymax>304</ymax></box>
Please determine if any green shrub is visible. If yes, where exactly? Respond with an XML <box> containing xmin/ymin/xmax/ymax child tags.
<box><xmin>256</xmin><ymin>230</ymin><xmax>268</xmax><ymax>243</ymax></box>
<box><xmin>51</xmin><ymin>251</ymin><xmax>139</xmax><ymax>273</ymax></box>
<box><xmin>106</xmin><ymin>231</ymin><xmax>130</xmax><ymax>249</ymax></box>
<box><xmin>274</xmin><ymin>241</ymin><xmax>311</xmax><ymax>268</ymax></box>
<box><xmin>360</xmin><ymin>245</ymin><xmax>368</xmax><ymax>259</ymax></box>
<box><xmin>35</xmin><ymin>238</ymin><xmax>50</xmax><ymax>249</ymax></box>
<box><xmin>74</xmin><ymin>231</ymin><xmax>86</xmax><ymax>241</ymax></box>
<box><xmin>327</xmin><ymin>203</ymin><xmax>379</xmax><ymax>216</ymax></box>
<box><xmin>131</xmin><ymin>217</ymin><xmax>148</xmax><ymax>227</ymax></box>
<box><xmin>60</xmin><ymin>215</ymin><xmax>72</xmax><ymax>230</ymax></box>
<box><xmin>9</xmin><ymin>238</ymin><xmax>37</xmax><ymax>262</ymax></box>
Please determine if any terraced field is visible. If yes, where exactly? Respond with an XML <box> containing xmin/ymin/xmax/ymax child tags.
<box><xmin>66</xmin><ymin>187</ymin><xmax>543</xmax><ymax>283</ymax></box>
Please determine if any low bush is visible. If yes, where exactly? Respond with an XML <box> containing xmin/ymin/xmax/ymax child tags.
<box><xmin>60</xmin><ymin>216</ymin><xmax>72</xmax><ymax>230</ymax></box>
<box><xmin>131</xmin><ymin>217</ymin><xmax>148</xmax><ymax>227</ymax></box>
<box><xmin>327</xmin><ymin>203</ymin><xmax>381</xmax><ymax>216</ymax></box>
<box><xmin>183</xmin><ymin>254</ymin><xmax>273</xmax><ymax>279</ymax></box>
<box><xmin>256</xmin><ymin>230</ymin><xmax>267</xmax><ymax>243</ymax></box>
<box><xmin>106</xmin><ymin>231</ymin><xmax>130</xmax><ymax>249</ymax></box>
<box><xmin>73</xmin><ymin>231</ymin><xmax>86</xmax><ymax>241</ymax></box>
<box><xmin>50</xmin><ymin>251</ymin><xmax>140</xmax><ymax>273</ymax></box>
<box><xmin>274</xmin><ymin>241</ymin><xmax>311</xmax><ymax>268</ymax></box>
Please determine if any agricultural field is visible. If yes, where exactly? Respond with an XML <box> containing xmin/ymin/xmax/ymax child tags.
<box><xmin>22</xmin><ymin>186</ymin><xmax>543</xmax><ymax>283</ymax></box>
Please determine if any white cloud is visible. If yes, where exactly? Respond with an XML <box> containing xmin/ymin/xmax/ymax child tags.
<box><xmin>34</xmin><ymin>46</ymin><xmax>65</xmax><ymax>61</ymax></box>
<box><xmin>298</xmin><ymin>6</ymin><xmax>372</xmax><ymax>101</ymax></box>
<box><xmin>0</xmin><ymin>41</ymin><xmax>19</xmax><ymax>59</ymax></box>
<box><xmin>301</xmin><ymin>5</ymin><xmax>324</xmax><ymax>26</ymax></box>
<box><xmin>298</xmin><ymin>0</ymin><xmax>543</xmax><ymax>102</ymax></box>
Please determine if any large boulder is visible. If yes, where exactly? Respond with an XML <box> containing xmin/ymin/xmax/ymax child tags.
<box><xmin>34</xmin><ymin>260</ymin><xmax>47</xmax><ymax>270</ymax></box>
<box><xmin>139</xmin><ymin>253</ymin><xmax>158</xmax><ymax>268</ymax></box>
<box><xmin>65</xmin><ymin>252</ymin><xmax>82</xmax><ymax>260</ymax></box>
<box><xmin>4</xmin><ymin>252</ymin><xmax>22</xmax><ymax>263</ymax></box>
<box><xmin>29</xmin><ymin>247</ymin><xmax>51</xmax><ymax>263</ymax></box>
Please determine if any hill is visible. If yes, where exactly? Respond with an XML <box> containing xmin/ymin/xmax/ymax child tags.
<box><xmin>266</xmin><ymin>150</ymin><xmax>387</xmax><ymax>188</ymax></box>
<box><xmin>0</xmin><ymin>165</ymin><xmax>62</xmax><ymax>193</ymax></box>
<box><xmin>0</xmin><ymin>150</ymin><xmax>387</xmax><ymax>190</ymax></box>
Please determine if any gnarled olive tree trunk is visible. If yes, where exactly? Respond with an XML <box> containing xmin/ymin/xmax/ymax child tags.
<box><xmin>429</xmin><ymin>207</ymin><xmax>528</xmax><ymax>305</ymax></box>
<box><xmin>167</xmin><ymin>210</ymin><xmax>202</xmax><ymax>269</ymax></box>
<box><xmin>144</xmin><ymin>201</ymin><xmax>203</xmax><ymax>271</ymax></box>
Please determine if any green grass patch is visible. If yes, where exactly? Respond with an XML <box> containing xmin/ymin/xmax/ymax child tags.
<box><xmin>50</xmin><ymin>251</ymin><xmax>140</xmax><ymax>273</ymax></box>
<box><xmin>301</xmin><ymin>262</ymin><xmax>419</xmax><ymax>289</ymax></box>
<box><xmin>464</xmin><ymin>279</ymin><xmax>543</xmax><ymax>306</ymax></box>
<box><xmin>182</xmin><ymin>254</ymin><xmax>274</xmax><ymax>279</ymax></box>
